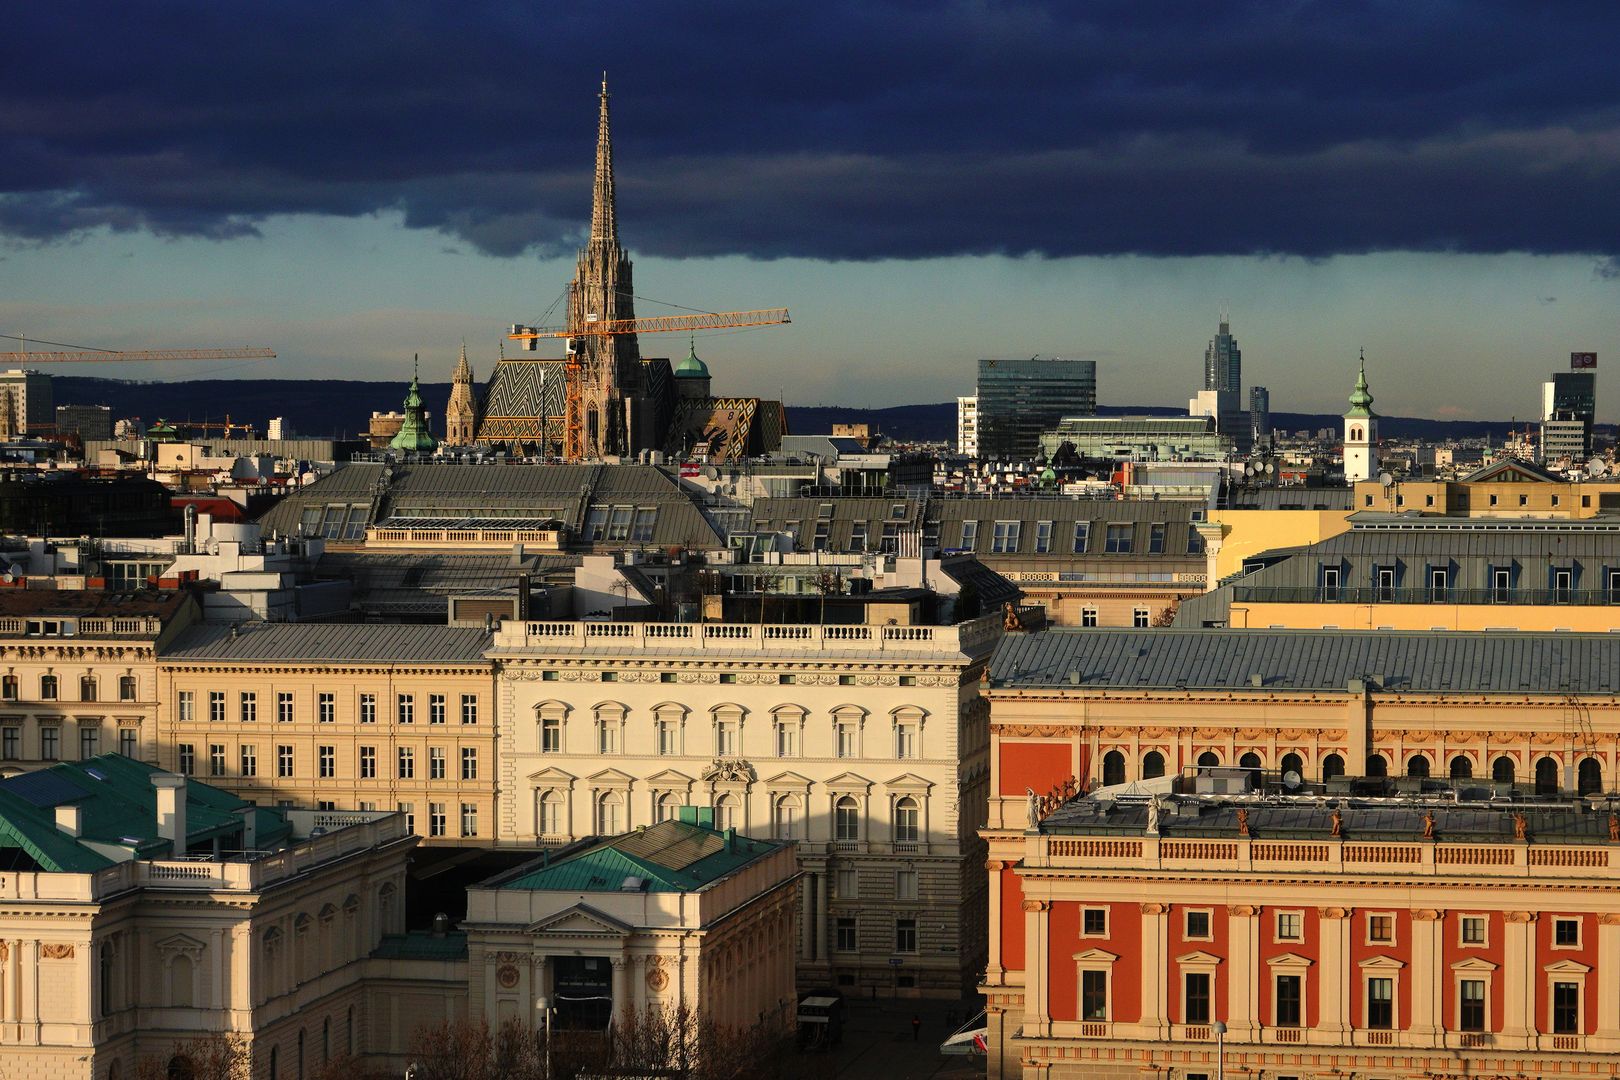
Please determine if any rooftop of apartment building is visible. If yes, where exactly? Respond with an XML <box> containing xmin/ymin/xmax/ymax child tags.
<box><xmin>0</xmin><ymin>588</ymin><xmax>192</xmax><ymax>622</ymax></box>
<box><xmin>486</xmin><ymin>814</ymin><xmax>786</xmax><ymax>894</ymax></box>
<box><xmin>989</xmin><ymin>626</ymin><xmax>1620</xmax><ymax>695</ymax></box>
<box><xmin>162</xmin><ymin>620</ymin><xmax>492</xmax><ymax>664</ymax></box>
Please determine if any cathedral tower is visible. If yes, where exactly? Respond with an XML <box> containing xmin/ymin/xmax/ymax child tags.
<box><xmin>568</xmin><ymin>74</ymin><xmax>643</xmax><ymax>458</ymax></box>
<box><xmin>444</xmin><ymin>343</ymin><xmax>478</xmax><ymax>446</ymax></box>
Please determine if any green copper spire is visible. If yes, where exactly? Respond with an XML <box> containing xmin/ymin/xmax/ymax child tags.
<box><xmin>390</xmin><ymin>354</ymin><xmax>439</xmax><ymax>452</ymax></box>
<box><xmin>673</xmin><ymin>334</ymin><xmax>710</xmax><ymax>378</ymax></box>
<box><xmin>1345</xmin><ymin>349</ymin><xmax>1375</xmax><ymax>418</ymax></box>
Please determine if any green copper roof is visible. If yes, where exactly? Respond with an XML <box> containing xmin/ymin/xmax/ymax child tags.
<box><xmin>673</xmin><ymin>342</ymin><xmax>710</xmax><ymax>378</ymax></box>
<box><xmin>390</xmin><ymin>368</ymin><xmax>440</xmax><ymax>451</ymax></box>
<box><xmin>1345</xmin><ymin>355</ymin><xmax>1375</xmax><ymax>418</ymax></box>
<box><xmin>498</xmin><ymin>818</ymin><xmax>782</xmax><ymax>893</ymax></box>
<box><xmin>0</xmin><ymin>755</ymin><xmax>290</xmax><ymax>872</ymax></box>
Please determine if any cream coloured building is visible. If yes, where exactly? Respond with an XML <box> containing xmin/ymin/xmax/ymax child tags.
<box><xmin>490</xmin><ymin>614</ymin><xmax>1004</xmax><ymax>997</ymax></box>
<box><xmin>156</xmin><ymin>622</ymin><xmax>497</xmax><ymax>844</ymax></box>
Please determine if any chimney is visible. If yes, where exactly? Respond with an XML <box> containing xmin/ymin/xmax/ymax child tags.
<box><xmin>431</xmin><ymin>912</ymin><xmax>450</xmax><ymax>937</ymax></box>
<box><xmin>234</xmin><ymin>804</ymin><xmax>258</xmax><ymax>851</ymax></box>
<box><xmin>55</xmin><ymin>802</ymin><xmax>83</xmax><ymax>837</ymax></box>
<box><xmin>152</xmin><ymin>774</ymin><xmax>188</xmax><ymax>851</ymax></box>
<box><xmin>511</xmin><ymin>542</ymin><xmax>526</xmax><ymax>567</ymax></box>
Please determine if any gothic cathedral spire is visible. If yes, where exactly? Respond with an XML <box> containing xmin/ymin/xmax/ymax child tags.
<box><xmin>591</xmin><ymin>73</ymin><xmax>617</xmax><ymax>246</ymax></box>
<box><xmin>444</xmin><ymin>342</ymin><xmax>477</xmax><ymax>446</ymax></box>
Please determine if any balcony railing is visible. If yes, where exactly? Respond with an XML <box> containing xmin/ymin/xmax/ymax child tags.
<box><xmin>1232</xmin><ymin>585</ymin><xmax>1620</xmax><ymax>607</ymax></box>
<box><xmin>497</xmin><ymin>614</ymin><xmax>1005</xmax><ymax>657</ymax></box>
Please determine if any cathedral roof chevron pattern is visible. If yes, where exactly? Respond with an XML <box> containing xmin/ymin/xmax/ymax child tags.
<box><xmin>477</xmin><ymin>359</ymin><xmax>566</xmax><ymax>443</ymax></box>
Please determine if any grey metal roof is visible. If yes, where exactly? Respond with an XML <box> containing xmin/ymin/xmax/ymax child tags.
<box><xmin>312</xmin><ymin>551</ymin><xmax>580</xmax><ymax>616</ymax></box>
<box><xmin>1220</xmin><ymin>487</ymin><xmax>1356</xmax><ymax>510</ymax></box>
<box><xmin>162</xmin><ymin>621</ymin><xmax>492</xmax><ymax>664</ymax></box>
<box><xmin>991</xmin><ymin>626</ymin><xmax>1620</xmax><ymax>694</ymax></box>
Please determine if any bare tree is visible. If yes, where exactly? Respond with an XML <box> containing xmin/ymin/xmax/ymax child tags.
<box><xmin>134</xmin><ymin>1035</ymin><xmax>252</xmax><ymax>1080</ymax></box>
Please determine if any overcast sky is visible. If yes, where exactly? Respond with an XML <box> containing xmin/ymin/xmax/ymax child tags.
<box><xmin>1</xmin><ymin>2</ymin><xmax>1617</xmax><ymax>418</ymax></box>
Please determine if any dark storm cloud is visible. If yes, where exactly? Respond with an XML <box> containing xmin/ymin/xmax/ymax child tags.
<box><xmin>4</xmin><ymin>1</ymin><xmax>1620</xmax><ymax>261</ymax></box>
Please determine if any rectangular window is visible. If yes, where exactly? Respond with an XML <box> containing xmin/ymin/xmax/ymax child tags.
<box><xmin>1082</xmin><ymin>970</ymin><xmax>1108</xmax><ymax>1022</ymax></box>
<box><xmin>1082</xmin><ymin>908</ymin><xmax>1108</xmax><ymax>936</ymax></box>
<box><xmin>277</xmin><ymin>692</ymin><xmax>293</xmax><ymax>723</ymax></box>
<box><xmin>598</xmin><ymin>721</ymin><xmax>617</xmax><ymax>754</ymax></box>
<box><xmin>208</xmin><ymin>743</ymin><xmax>225</xmax><ymax>777</ymax></box>
<box><xmin>2</xmin><ymin>725</ymin><xmax>19</xmax><ymax>759</ymax></box>
<box><xmin>1133</xmin><ymin>607</ymin><xmax>1150</xmax><ymax>628</ymax></box>
<box><xmin>1553</xmin><ymin>981</ymin><xmax>1580</xmax><ymax>1034</ymax></box>
<box><xmin>1430</xmin><ymin>566</ymin><xmax>1449</xmax><ymax>599</ymax></box>
<box><xmin>1148</xmin><ymin>523</ymin><xmax>1167</xmax><ymax>554</ymax></box>
<box><xmin>40</xmin><ymin>727</ymin><xmax>59</xmax><ymax>761</ymax></box>
<box><xmin>582</xmin><ymin>506</ymin><xmax>608</xmax><ymax>541</ymax></box>
<box><xmin>894</xmin><ymin>724</ymin><xmax>916</xmax><ymax>759</ymax></box>
<box><xmin>79</xmin><ymin>726</ymin><xmax>99</xmax><ymax>760</ymax></box>
<box><xmin>461</xmin><ymin>747</ymin><xmax>478</xmax><ymax>780</ymax></box>
<box><xmin>397</xmin><ymin>694</ymin><xmax>414</xmax><ymax>724</ymax></box>
<box><xmin>1367</xmin><ymin>977</ymin><xmax>1394</xmax><ymax>1029</ymax></box>
<box><xmin>39</xmin><ymin>675</ymin><xmax>57</xmax><ymax>700</ymax></box>
<box><xmin>1276</xmin><ymin>911</ymin><xmax>1303</xmax><ymax>942</ymax></box>
<box><xmin>630</xmin><ymin>508</ymin><xmax>657</xmax><ymax>543</ymax></box>
<box><xmin>399</xmin><ymin>802</ymin><xmax>416</xmax><ymax>833</ymax></box>
<box><xmin>429</xmin><ymin>802</ymin><xmax>447</xmax><ymax>837</ymax></box>
<box><xmin>240</xmin><ymin>744</ymin><xmax>257</xmax><ymax>777</ymax></box>
<box><xmin>397</xmin><ymin>747</ymin><xmax>415</xmax><ymax>779</ymax></box>
<box><xmin>231</xmin><ymin>692</ymin><xmax>250</xmax><ymax>724</ymax></box>
<box><xmin>460</xmin><ymin>694</ymin><xmax>478</xmax><ymax>725</ymax></box>
<box><xmin>1492</xmin><ymin>567</ymin><xmax>1511</xmax><ymax>602</ymax></box>
<box><xmin>959</xmin><ymin>520</ymin><xmax>977</xmax><ymax>550</ymax></box>
<box><xmin>1184</xmin><ymin>972</ymin><xmax>1211</xmax><ymax>1024</ymax></box>
<box><xmin>1460</xmin><ymin>916</ymin><xmax>1486</xmax><ymax>946</ymax></box>
<box><xmin>776</xmin><ymin>722</ymin><xmax>797</xmax><ymax>758</ymax></box>
<box><xmin>1368</xmin><ymin>913</ymin><xmax>1394</xmax><ymax>944</ymax></box>
<box><xmin>657</xmin><ymin>720</ymin><xmax>679</xmax><ymax>755</ymax></box>
<box><xmin>1034</xmin><ymin>520</ymin><xmax>1052</xmax><ymax>553</ymax></box>
<box><xmin>277</xmin><ymin>744</ymin><xmax>294</xmax><ymax>777</ymax></box>
<box><xmin>179</xmin><ymin>690</ymin><xmax>195</xmax><ymax>722</ymax></box>
<box><xmin>1459</xmin><ymin>979</ymin><xmax>1486</xmax><ymax>1031</ymax></box>
<box><xmin>1104</xmin><ymin>523</ymin><xmax>1132</xmax><ymax>553</ymax></box>
<box><xmin>177</xmin><ymin>742</ymin><xmax>193</xmax><ymax>775</ymax></box>
<box><xmin>1081</xmin><ymin>607</ymin><xmax>1098</xmax><ymax>627</ymax></box>
<box><xmin>1184</xmin><ymin>910</ymin><xmax>1211</xmax><ymax>940</ymax></box>
<box><xmin>836</xmin><ymin>866</ymin><xmax>857</xmax><ymax>899</ymax></box>
<box><xmin>429</xmin><ymin>746</ymin><xmax>446</xmax><ymax>780</ymax></box>
<box><xmin>460</xmin><ymin>802</ymin><xmax>479</xmax><ymax>837</ymax></box>
<box><xmin>716</xmin><ymin>721</ymin><xmax>738</xmax><ymax>757</ymax></box>
<box><xmin>318</xmin><ymin>745</ymin><xmax>335</xmax><ymax>778</ymax></box>
<box><xmin>991</xmin><ymin>520</ymin><xmax>1021</xmax><ymax>553</ymax></box>
<box><xmin>836</xmin><ymin>722</ymin><xmax>857</xmax><ymax>758</ymax></box>
<box><xmin>1555</xmin><ymin>917</ymin><xmax>1580</xmax><ymax>947</ymax></box>
<box><xmin>1377</xmin><ymin>566</ymin><xmax>1396</xmax><ymax>602</ymax></box>
<box><xmin>895</xmin><ymin>918</ymin><xmax>917</xmax><ymax>953</ymax></box>
<box><xmin>606</xmin><ymin>506</ymin><xmax>634</xmax><ymax>542</ymax></box>
<box><xmin>896</xmin><ymin>869</ymin><xmax>918</xmax><ymax>901</ymax></box>
<box><xmin>1275</xmin><ymin>974</ymin><xmax>1302</xmax><ymax>1027</ymax></box>
<box><xmin>2</xmin><ymin>675</ymin><xmax>17</xmax><ymax>702</ymax></box>
<box><xmin>1072</xmin><ymin>521</ymin><xmax>1090</xmax><ymax>553</ymax></box>
<box><xmin>836</xmin><ymin>918</ymin><xmax>858</xmax><ymax>952</ymax></box>
<box><xmin>360</xmin><ymin>694</ymin><xmax>377</xmax><ymax>724</ymax></box>
<box><xmin>359</xmin><ymin>745</ymin><xmax>376</xmax><ymax>779</ymax></box>
<box><xmin>318</xmin><ymin>693</ymin><xmax>335</xmax><ymax>723</ymax></box>
<box><xmin>118</xmin><ymin>728</ymin><xmax>137</xmax><ymax>758</ymax></box>
<box><xmin>429</xmin><ymin>694</ymin><xmax>446</xmax><ymax>725</ymax></box>
<box><xmin>1322</xmin><ymin>566</ymin><xmax>1341</xmax><ymax>600</ymax></box>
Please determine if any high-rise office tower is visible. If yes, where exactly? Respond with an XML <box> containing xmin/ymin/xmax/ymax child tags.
<box><xmin>976</xmin><ymin>358</ymin><xmax>1096</xmax><ymax>460</ymax></box>
<box><xmin>1203</xmin><ymin>312</ymin><xmax>1241</xmax><ymax>393</ymax></box>
<box><xmin>1540</xmin><ymin>355</ymin><xmax>1597</xmax><ymax>462</ymax></box>
<box><xmin>1249</xmin><ymin>386</ymin><xmax>1272</xmax><ymax>449</ymax></box>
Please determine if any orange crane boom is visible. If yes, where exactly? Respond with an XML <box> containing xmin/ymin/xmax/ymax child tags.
<box><xmin>0</xmin><ymin>347</ymin><xmax>276</xmax><ymax>364</ymax></box>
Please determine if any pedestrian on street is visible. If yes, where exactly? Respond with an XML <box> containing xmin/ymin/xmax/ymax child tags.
<box><xmin>911</xmin><ymin>1014</ymin><xmax>921</xmax><ymax>1042</ymax></box>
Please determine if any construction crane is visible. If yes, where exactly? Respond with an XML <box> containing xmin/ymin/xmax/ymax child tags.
<box><xmin>0</xmin><ymin>347</ymin><xmax>275</xmax><ymax>364</ymax></box>
<box><xmin>508</xmin><ymin>308</ymin><xmax>789</xmax><ymax>462</ymax></box>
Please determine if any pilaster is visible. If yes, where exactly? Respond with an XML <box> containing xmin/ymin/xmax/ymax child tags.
<box><xmin>1502</xmin><ymin>911</ymin><xmax>1536</xmax><ymax>1039</ymax></box>
<box><xmin>1316</xmin><ymin>907</ymin><xmax>1350</xmax><ymax>1040</ymax></box>
<box><xmin>1139</xmin><ymin>902</ymin><xmax>1169</xmax><ymax>1038</ymax></box>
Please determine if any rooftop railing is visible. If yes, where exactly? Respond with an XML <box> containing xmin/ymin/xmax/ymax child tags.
<box><xmin>498</xmin><ymin>612</ymin><xmax>1006</xmax><ymax>656</ymax></box>
<box><xmin>1233</xmin><ymin>585</ymin><xmax>1620</xmax><ymax>607</ymax></box>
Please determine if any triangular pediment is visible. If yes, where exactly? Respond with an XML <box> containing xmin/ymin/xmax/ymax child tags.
<box><xmin>1544</xmin><ymin>958</ymin><xmax>1591</xmax><ymax>975</ymax></box>
<box><xmin>156</xmin><ymin>932</ymin><xmax>206</xmax><ymax>956</ymax></box>
<box><xmin>1451</xmin><ymin>957</ymin><xmax>1498</xmax><ymax>972</ymax></box>
<box><xmin>1266</xmin><ymin>952</ymin><xmax>1313</xmax><ymax>969</ymax></box>
<box><xmin>884</xmin><ymin>772</ymin><xmax>934</xmax><ymax>792</ymax></box>
<box><xmin>644</xmin><ymin>768</ymin><xmax>696</xmax><ymax>787</ymax></box>
<box><xmin>1073</xmin><ymin>948</ymin><xmax>1119</xmax><ymax>963</ymax></box>
<box><xmin>527</xmin><ymin>903</ymin><xmax>632</xmax><ymax>938</ymax></box>
<box><xmin>1175</xmin><ymin>950</ymin><xmax>1223</xmax><ymax>966</ymax></box>
<box><xmin>587</xmin><ymin>767</ymin><xmax>638</xmax><ymax>785</ymax></box>
<box><xmin>824</xmin><ymin>771</ymin><xmax>875</xmax><ymax>791</ymax></box>
<box><xmin>763</xmin><ymin>770</ymin><xmax>814</xmax><ymax>789</ymax></box>
<box><xmin>1359</xmin><ymin>954</ymin><xmax>1406</xmax><ymax>970</ymax></box>
<box><xmin>1461</xmin><ymin>458</ymin><xmax>1562</xmax><ymax>484</ymax></box>
<box><xmin>527</xmin><ymin>765</ymin><xmax>578</xmax><ymax>784</ymax></box>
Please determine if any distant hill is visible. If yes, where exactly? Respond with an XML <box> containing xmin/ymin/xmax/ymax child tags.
<box><xmin>49</xmin><ymin>376</ymin><xmax>1538</xmax><ymax>445</ymax></box>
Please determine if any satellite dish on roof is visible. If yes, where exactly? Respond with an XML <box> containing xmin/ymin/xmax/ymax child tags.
<box><xmin>704</xmin><ymin>466</ymin><xmax>719</xmax><ymax>480</ymax></box>
<box><xmin>1378</xmin><ymin>471</ymin><xmax>1394</xmax><ymax>487</ymax></box>
<box><xmin>1282</xmin><ymin>770</ymin><xmax>1302</xmax><ymax>791</ymax></box>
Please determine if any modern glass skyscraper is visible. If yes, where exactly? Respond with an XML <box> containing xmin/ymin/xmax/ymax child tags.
<box><xmin>976</xmin><ymin>357</ymin><xmax>1097</xmax><ymax>460</ymax></box>
<box><xmin>1203</xmin><ymin>314</ymin><xmax>1241</xmax><ymax>392</ymax></box>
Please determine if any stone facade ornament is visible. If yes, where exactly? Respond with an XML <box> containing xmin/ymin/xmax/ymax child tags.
<box><xmin>703</xmin><ymin>759</ymin><xmax>756</xmax><ymax>783</ymax></box>
<box><xmin>497</xmin><ymin>964</ymin><xmax>520</xmax><ymax>988</ymax></box>
<box><xmin>41</xmin><ymin>943</ymin><xmax>75</xmax><ymax>959</ymax></box>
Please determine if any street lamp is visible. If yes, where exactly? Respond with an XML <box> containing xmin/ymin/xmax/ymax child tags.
<box><xmin>536</xmin><ymin>996</ymin><xmax>552</xmax><ymax>1079</ymax></box>
<box><xmin>1211</xmin><ymin>1020</ymin><xmax>1227</xmax><ymax>1080</ymax></box>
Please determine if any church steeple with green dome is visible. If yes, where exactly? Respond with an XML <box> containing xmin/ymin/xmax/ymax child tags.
<box><xmin>1345</xmin><ymin>349</ymin><xmax>1375</xmax><ymax>418</ymax></box>
<box><xmin>673</xmin><ymin>334</ymin><xmax>712</xmax><ymax>399</ymax></box>
<box><xmin>390</xmin><ymin>356</ymin><xmax>439</xmax><ymax>452</ymax></box>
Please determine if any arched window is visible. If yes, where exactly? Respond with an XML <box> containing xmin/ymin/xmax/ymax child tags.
<box><xmin>80</xmin><ymin>675</ymin><xmax>97</xmax><ymax>702</ymax></box>
<box><xmin>1449</xmin><ymin>755</ymin><xmax>1473</xmax><ymax>780</ymax></box>
<box><xmin>171</xmin><ymin>1056</ymin><xmax>196</xmax><ymax>1080</ymax></box>
<box><xmin>1321</xmin><ymin>753</ymin><xmax>1345</xmax><ymax>782</ymax></box>
<box><xmin>1493</xmin><ymin>756</ymin><xmax>1516</xmax><ymax>784</ymax></box>
<box><xmin>1196</xmin><ymin>751</ymin><xmax>1220</xmax><ymax>768</ymax></box>
<box><xmin>1239</xmin><ymin>751</ymin><xmax>1262</xmax><ymax>770</ymax></box>
<box><xmin>537</xmin><ymin>790</ymin><xmax>563</xmax><ymax>836</ymax></box>
<box><xmin>892</xmin><ymin>796</ymin><xmax>919</xmax><ymax>843</ymax></box>
<box><xmin>1351</xmin><ymin>426</ymin><xmax>1363</xmax><ymax>441</ymax></box>
<box><xmin>1280</xmin><ymin>753</ymin><xmax>1304</xmax><ymax>779</ymax></box>
<box><xmin>1579</xmin><ymin>757</ymin><xmax>1603</xmax><ymax>796</ymax></box>
<box><xmin>40</xmin><ymin>674</ymin><xmax>57</xmax><ymax>700</ymax></box>
<box><xmin>119</xmin><ymin>674</ymin><xmax>137</xmax><ymax>702</ymax></box>
<box><xmin>268</xmin><ymin>1048</ymin><xmax>278</xmax><ymax>1080</ymax></box>
<box><xmin>834</xmin><ymin>796</ymin><xmax>860</xmax><ymax>841</ymax></box>
<box><xmin>347</xmin><ymin>1006</ymin><xmax>355</xmax><ymax>1054</ymax></box>
<box><xmin>1407</xmin><ymin>755</ymin><xmax>1430</xmax><ymax>779</ymax></box>
<box><xmin>323</xmin><ymin>1018</ymin><xmax>331</xmax><ymax>1063</ymax></box>
<box><xmin>595</xmin><ymin>791</ymin><xmax>623</xmax><ymax>834</ymax></box>
<box><xmin>1102</xmin><ymin>750</ymin><xmax>1126</xmax><ymax>786</ymax></box>
<box><xmin>297</xmin><ymin>1029</ymin><xmax>305</xmax><ymax>1080</ymax></box>
<box><xmin>773</xmin><ymin>795</ymin><xmax>801</xmax><ymax>840</ymax></box>
<box><xmin>655</xmin><ymin>793</ymin><xmax>680</xmax><ymax>823</ymax></box>
<box><xmin>378</xmin><ymin>882</ymin><xmax>397</xmax><ymax>932</ymax></box>
<box><xmin>1142</xmin><ymin>751</ymin><xmax>1166</xmax><ymax>779</ymax></box>
<box><xmin>713</xmin><ymin>794</ymin><xmax>737</xmax><ymax>832</ymax></box>
<box><xmin>1536</xmin><ymin>756</ymin><xmax>1560</xmax><ymax>795</ymax></box>
<box><xmin>1365</xmin><ymin>753</ymin><xmax>1388</xmax><ymax>778</ymax></box>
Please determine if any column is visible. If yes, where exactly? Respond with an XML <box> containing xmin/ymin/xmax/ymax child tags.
<box><xmin>985</xmin><ymin>861</ymin><xmax>1006</xmax><ymax>982</ymax></box>
<box><xmin>1316</xmin><ymin>907</ymin><xmax>1350</xmax><ymax>1040</ymax></box>
<box><xmin>1409</xmin><ymin>909</ymin><xmax>1443</xmax><ymax>1039</ymax></box>
<box><xmin>1139</xmin><ymin>903</ymin><xmax>1168</xmax><ymax>1038</ymax></box>
<box><xmin>814</xmin><ymin>872</ymin><xmax>829</xmax><ymax>967</ymax></box>
<box><xmin>611</xmin><ymin>957</ymin><xmax>628</xmax><ymax>1020</ymax></box>
<box><xmin>1022</xmin><ymin>900</ymin><xmax>1049</xmax><ymax>1036</ymax></box>
<box><xmin>1596</xmin><ymin>914</ymin><xmax>1620</xmax><ymax>1048</ymax></box>
<box><xmin>532</xmin><ymin>955</ymin><xmax>549</xmax><ymax>1029</ymax></box>
<box><xmin>1502</xmin><ymin>911</ymin><xmax>1536</xmax><ymax>1042</ymax></box>
<box><xmin>1227</xmin><ymin>905</ymin><xmax>1259</xmax><ymax>1040</ymax></box>
<box><xmin>800</xmin><ymin>882</ymin><xmax>814</xmax><ymax>961</ymax></box>
<box><xmin>23</xmin><ymin>939</ymin><xmax>39</xmax><ymax>1043</ymax></box>
<box><xmin>1347</xmin><ymin>685</ymin><xmax>1370</xmax><ymax>772</ymax></box>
